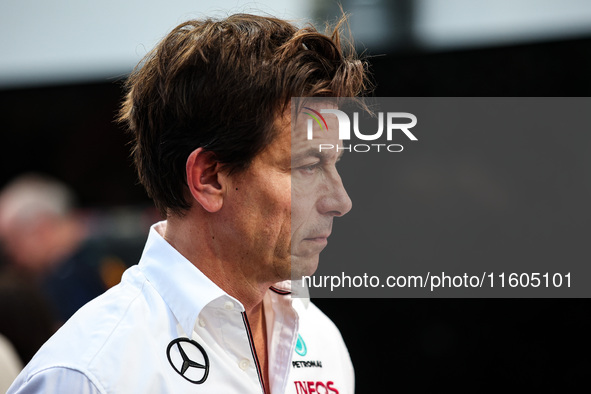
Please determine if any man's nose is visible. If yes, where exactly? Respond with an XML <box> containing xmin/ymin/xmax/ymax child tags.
<box><xmin>319</xmin><ymin>169</ymin><xmax>352</xmax><ymax>217</ymax></box>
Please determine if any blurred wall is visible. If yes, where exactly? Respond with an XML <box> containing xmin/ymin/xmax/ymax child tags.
<box><xmin>0</xmin><ymin>0</ymin><xmax>310</xmax><ymax>89</ymax></box>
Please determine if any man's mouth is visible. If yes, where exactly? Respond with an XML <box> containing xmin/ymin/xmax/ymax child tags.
<box><xmin>304</xmin><ymin>233</ymin><xmax>330</xmax><ymax>245</ymax></box>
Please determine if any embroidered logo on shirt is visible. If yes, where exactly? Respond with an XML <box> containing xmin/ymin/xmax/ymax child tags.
<box><xmin>292</xmin><ymin>360</ymin><xmax>323</xmax><ymax>368</ymax></box>
<box><xmin>295</xmin><ymin>333</ymin><xmax>307</xmax><ymax>356</ymax></box>
<box><xmin>294</xmin><ymin>381</ymin><xmax>340</xmax><ymax>393</ymax></box>
<box><xmin>166</xmin><ymin>338</ymin><xmax>210</xmax><ymax>384</ymax></box>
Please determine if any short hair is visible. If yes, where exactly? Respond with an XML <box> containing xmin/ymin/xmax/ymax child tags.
<box><xmin>119</xmin><ymin>13</ymin><xmax>370</xmax><ymax>216</ymax></box>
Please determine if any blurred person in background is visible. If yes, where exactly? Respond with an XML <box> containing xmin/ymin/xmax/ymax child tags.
<box><xmin>0</xmin><ymin>263</ymin><xmax>54</xmax><ymax>369</ymax></box>
<box><xmin>0</xmin><ymin>174</ymin><xmax>131</xmax><ymax>324</ymax></box>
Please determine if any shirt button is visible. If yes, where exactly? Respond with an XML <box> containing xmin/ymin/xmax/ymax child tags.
<box><xmin>198</xmin><ymin>318</ymin><xmax>206</xmax><ymax>327</ymax></box>
<box><xmin>239</xmin><ymin>359</ymin><xmax>250</xmax><ymax>370</ymax></box>
<box><xmin>224</xmin><ymin>301</ymin><xmax>234</xmax><ymax>311</ymax></box>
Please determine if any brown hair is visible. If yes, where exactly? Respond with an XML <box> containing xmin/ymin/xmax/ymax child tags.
<box><xmin>119</xmin><ymin>13</ymin><xmax>370</xmax><ymax>216</ymax></box>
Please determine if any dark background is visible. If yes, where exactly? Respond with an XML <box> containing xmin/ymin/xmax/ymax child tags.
<box><xmin>2</xmin><ymin>36</ymin><xmax>591</xmax><ymax>391</ymax></box>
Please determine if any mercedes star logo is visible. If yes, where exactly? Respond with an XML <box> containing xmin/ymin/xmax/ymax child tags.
<box><xmin>166</xmin><ymin>338</ymin><xmax>210</xmax><ymax>384</ymax></box>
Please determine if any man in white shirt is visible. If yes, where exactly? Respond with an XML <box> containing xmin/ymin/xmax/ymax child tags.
<box><xmin>9</xmin><ymin>13</ymin><xmax>368</xmax><ymax>393</ymax></box>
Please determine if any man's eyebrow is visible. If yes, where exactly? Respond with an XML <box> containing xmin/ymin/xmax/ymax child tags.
<box><xmin>292</xmin><ymin>148</ymin><xmax>322</xmax><ymax>162</ymax></box>
<box><xmin>292</xmin><ymin>147</ymin><xmax>344</xmax><ymax>163</ymax></box>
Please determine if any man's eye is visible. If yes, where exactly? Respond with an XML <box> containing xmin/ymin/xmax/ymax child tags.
<box><xmin>299</xmin><ymin>163</ymin><xmax>320</xmax><ymax>175</ymax></box>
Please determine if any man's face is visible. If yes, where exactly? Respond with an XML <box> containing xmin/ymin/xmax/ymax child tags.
<box><xmin>221</xmin><ymin>105</ymin><xmax>351</xmax><ymax>283</ymax></box>
<box><xmin>290</xmin><ymin>104</ymin><xmax>352</xmax><ymax>277</ymax></box>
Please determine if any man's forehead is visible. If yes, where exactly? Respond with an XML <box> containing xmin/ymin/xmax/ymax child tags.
<box><xmin>291</xmin><ymin>145</ymin><xmax>344</xmax><ymax>162</ymax></box>
<box><xmin>288</xmin><ymin>103</ymin><xmax>343</xmax><ymax>158</ymax></box>
<box><xmin>291</xmin><ymin>131</ymin><xmax>344</xmax><ymax>161</ymax></box>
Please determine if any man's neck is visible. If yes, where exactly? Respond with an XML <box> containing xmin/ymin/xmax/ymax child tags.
<box><xmin>163</xmin><ymin>214</ymin><xmax>276</xmax><ymax>314</ymax></box>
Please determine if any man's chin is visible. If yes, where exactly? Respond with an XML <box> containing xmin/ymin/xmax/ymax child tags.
<box><xmin>290</xmin><ymin>254</ymin><xmax>320</xmax><ymax>280</ymax></box>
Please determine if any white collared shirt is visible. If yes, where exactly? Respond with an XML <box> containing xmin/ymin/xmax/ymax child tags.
<box><xmin>8</xmin><ymin>222</ymin><xmax>353</xmax><ymax>393</ymax></box>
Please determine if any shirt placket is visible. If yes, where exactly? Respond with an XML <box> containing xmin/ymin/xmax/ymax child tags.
<box><xmin>217</xmin><ymin>297</ymin><xmax>268</xmax><ymax>393</ymax></box>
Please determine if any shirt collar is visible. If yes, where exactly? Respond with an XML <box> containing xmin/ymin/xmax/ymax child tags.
<box><xmin>138</xmin><ymin>221</ymin><xmax>229</xmax><ymax>336</ymax></box>
<box><xmin>137</xmin><ymin>221</ymin><xmax>308</xmax><ymax>335</ymax></box>
<box><xmin>271</xmin><ymin>280</ymin><xmax>310</xmax><ymax>309</ymax></box>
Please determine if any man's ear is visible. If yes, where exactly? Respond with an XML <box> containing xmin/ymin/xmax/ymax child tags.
<box><xmin>186</xmin><ymin>148</ymin><xmax>224</xmax><ymax>213</ymax></box>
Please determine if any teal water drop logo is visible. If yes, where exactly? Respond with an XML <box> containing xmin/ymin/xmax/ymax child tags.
<box><xmin>295</xmin><ymin>333</ymin><xmax>307</xmax><ymax>356</ymax></box>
